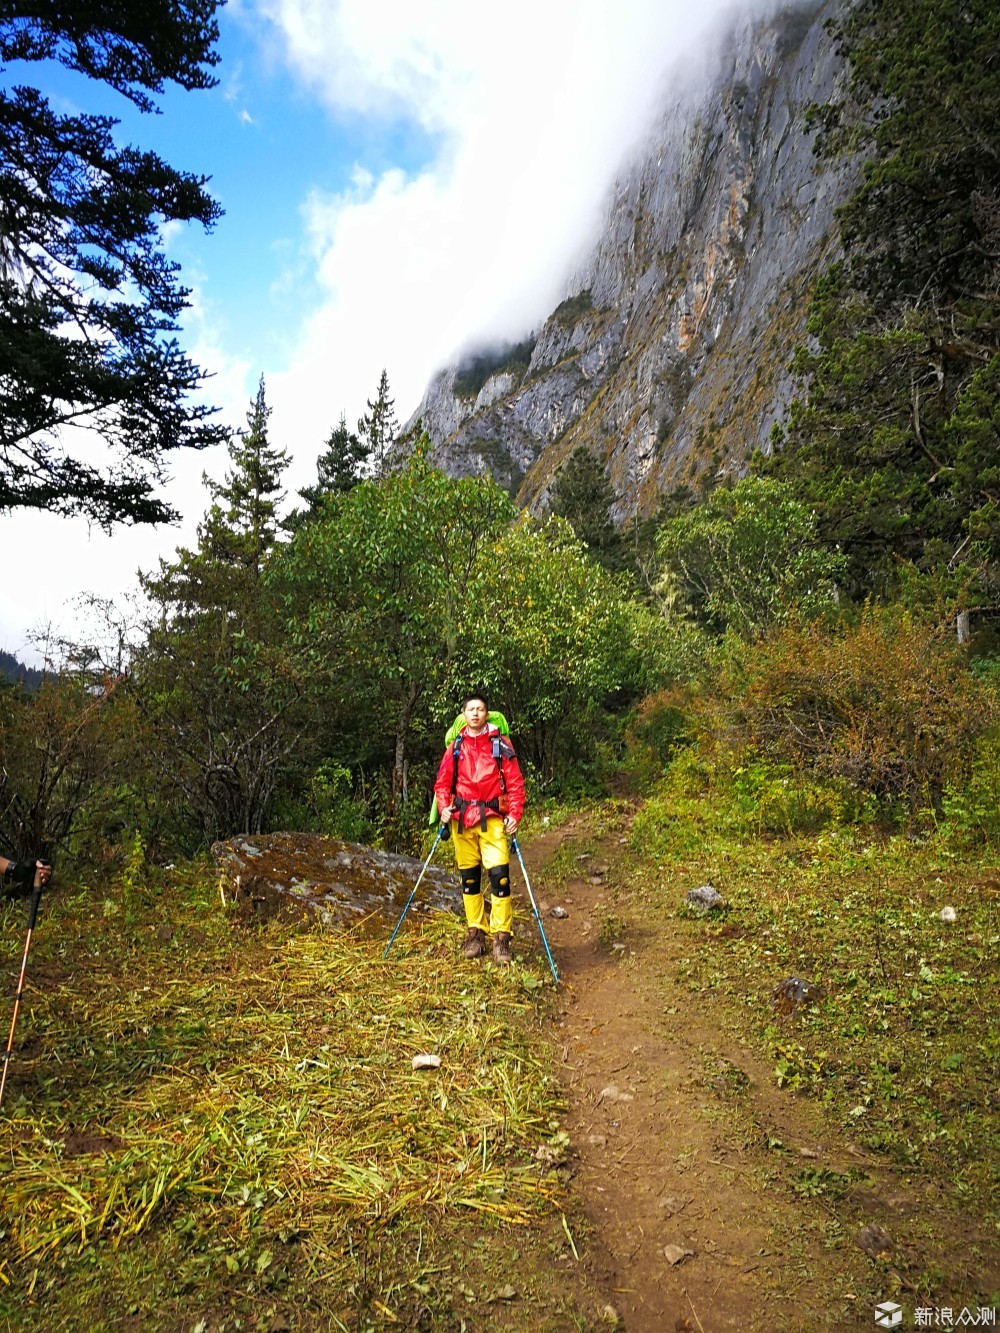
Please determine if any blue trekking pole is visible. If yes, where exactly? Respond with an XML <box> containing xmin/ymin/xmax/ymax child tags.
<box><xmin>510</xmin><ymin>835</ymin><xmax>558</xmax><ymax>984</ymax></box>
<box><xmin>383</xmin><ymin>824</ymin><xmax>447</xmax><ymax>958</ymax></box>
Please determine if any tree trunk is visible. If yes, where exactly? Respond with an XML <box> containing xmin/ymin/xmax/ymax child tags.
<box><xmin>392</xmin><ymin>682</ymin><xmax>420</xmax><ymax>807</ymax></box>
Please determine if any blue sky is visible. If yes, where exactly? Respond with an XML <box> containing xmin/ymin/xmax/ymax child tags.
<box><xmin>1</xmin><ymin>0</ymin><xmax>765</xmax><ymax>661</ymax></box>
<box><xmin>35</xmin><ymin>4</ymin><xmax>439</xmax><ymax>402</ymax></box>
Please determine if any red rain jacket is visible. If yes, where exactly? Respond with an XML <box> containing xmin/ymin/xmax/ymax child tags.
<box><xmin>434</xmin><ymin>724</ymin><xmax>526</xmax><ymax>830</ymax></box>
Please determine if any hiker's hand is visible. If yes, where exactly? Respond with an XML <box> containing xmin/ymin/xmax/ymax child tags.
<box><xmin>503</xmin><ymin>816</ymin><xmax>518</xmax><ymax>836</ymax></box>
<box><xmin>439</xmin><ymin>806</ymin><xmax>454</xmax><ymax>822</ymax></box>
<box><xmin>35</xmin><ymin>860</ymin><xmax>52</xmax><ymax>888</ymax></box>
<box><xmin>2</xmin><ymin>860</ymin><xmax>37</xmax><ymax>897</ymax></box>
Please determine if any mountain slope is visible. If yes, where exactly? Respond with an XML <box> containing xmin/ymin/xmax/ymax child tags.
<box><xmin>406</xmin><ymin>0</ymin><xmax>854</xmax><ymax>516</ymax></box>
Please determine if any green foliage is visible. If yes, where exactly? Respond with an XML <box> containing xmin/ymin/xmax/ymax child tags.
<box><xmin>135</xmin><ymin>378</ymin><xmax>309</xmax><ymax>842</ymax></box>
<box><xmin>621</xmin><ymin>689</ymin><xmax>692</xmax><ymax>790</ymax></box>
<box><xmin>290</xmin><ymin>412</ymin><xmax>370</xmax><ymax>527</ymax></box>
<box><xmin>270</xmin><ymin>761</ymin><xmax>376</xmax><ymax>845</ymax></box>
<box><xmin>813</xmin><ymin>0</ymin><xmax>1000</xmax><ymax>311</ymax></box>
<box><xmin>452</xmin><ymin>338</ymin><xmax>536</xmax><ymax>400</ymax></box>
<box><xmin>552</xmin><ymin>289</ymin><xmax>593</xmax><ymax>327</ymax></box>
<box><xmin>0</xmin><ymin>0</ymin><xmax>227</xmax><ymax>524</ymax></box>
<box><xmin>549</xmin><ymin>445</ymin><xmax>629</xmax><ymax>575</ymax></box>
<box><xmin>938</xmin><ymin>727</ymin><xmax>1000</xmax><ymax>849</ymax></box>
<box><xmin>656</xmin><ymin>476</ymin><xmax>845</xmax><ymax>636</ymax></box>
<box><xmin>454</xmin><ymin>515</ymin><xmax>645</xmax><ymax>781</ymax></box>
<box><xmin>770</xmin><ymin>0</ymin><xmax>1000</xmax><ymax>603</ymax></box>
<box><xmin>0</xmin><ymin>670</ymin><xmax>136</xmax><ymax>861</ymax></box>
<box><xmin>0</xmin><ymin>649</ymin><xmax>42</xmax><ymax>689</ymax></box>
<box><xmin>690</xmin><ymin>611</ymin><xmax>995</xmax><ymax>813</ymax></box>
<box><xmin>767</xmin><ymin>280</ymin><xmax>999</xmax><ymax>600</ymax></box>
<box><xmin>274</xmin><ymin>450</ymin><xmax>516</xmax><ymax>821</ymax></box>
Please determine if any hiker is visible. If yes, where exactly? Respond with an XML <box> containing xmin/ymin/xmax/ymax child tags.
<box><xmin>1</xmin><ymin>857</ymin><xmax>50</xmax><ymax>899</ymax></box>
<box><xmin>434</xmin><ymin>693</ymin><xmax>525</xmax><ymax>965</ymax></box>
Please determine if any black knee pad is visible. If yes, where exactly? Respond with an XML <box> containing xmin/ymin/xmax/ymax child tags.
<box><xmin>488</xmin><ymin>864</ymin><xmax>511</xmax><ymax>898</ymax></box>
<box><xmin>460</xmin><ymin>865</ymin><xmax>482</xmax><ymax>895</ymax></box>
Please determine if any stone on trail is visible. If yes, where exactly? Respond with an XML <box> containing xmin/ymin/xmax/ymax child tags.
<box><xmin>856</xmin><ymin>1223</ymin><xmax>893</xmax><ymax>1259</ymax></box>
<box><xmin>772</xmin><ymin>976</ymin><xmax>825</xmax><ymax>1012</ymax></box>
<box><xmin>939</xmin><ymin>905</ymin><xmax>957</xmax><ymax>922</ymax></box>
<box><xmin>551</xmin><ymin>905</ymin><xmax>570</xmax><ymax>919</ymax></box>
<box><xmin>211</xmin><ymin>832</ymin><xmax>459</xmax><ymax>931</ymax></box>
<box><xmin>597</xmin><ymin>1084</ymin><xmax>634</xmax><ymax>1104</ymax></box>
<box><xmin>663</xmin><ymin>1244</ymin><xmax>694</xmax><ymax>1265</ymax></box>
<box><xmin>412</xmin><ymin>1053</ymin><xmax>442</xmax><ymax>1071</ymax></box>
<box><xmin>685</xmin><ymin>883</ymin><xmax>725</xmax><ymax>912</ymax></box>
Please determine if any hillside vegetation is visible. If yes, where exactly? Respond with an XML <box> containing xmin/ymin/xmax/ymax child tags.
<box><xmin>1</xmin><ymin>0</ymin><xmax>999</xmax><ymax>1325</ymax></box>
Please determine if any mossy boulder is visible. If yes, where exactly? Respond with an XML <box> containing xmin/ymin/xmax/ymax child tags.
<box><xmin>211</xmin><ymin>832</ymin><xmax>459</xmax><ymax>931</ymax></box>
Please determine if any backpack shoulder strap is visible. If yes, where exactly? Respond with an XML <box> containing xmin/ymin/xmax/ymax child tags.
<box><xmin>491</xmin><ymin>731</ymin><xmax>515</xmax><ymax>791</ymax></box>
<box><xmin>450</xmin><ymin>732</ymin><xmax>464</xmax><ymax>799</ymax></box>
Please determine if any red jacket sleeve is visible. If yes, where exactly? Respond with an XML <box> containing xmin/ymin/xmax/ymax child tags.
<box><xmin>502</xmin><ymin>740</ymin><xmax>526</xmax><ymax>822</ymax></box>
<box><xmin>434</xmin><ymin>744</ymin><xmax>455</xmax><ymax>813</ymax></box>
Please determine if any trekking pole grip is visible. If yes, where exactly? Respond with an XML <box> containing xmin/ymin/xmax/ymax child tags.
<box><xmin>27</xmin><ymin>864</ymin><xmax>49</xmax><ymax>931</ymax></box>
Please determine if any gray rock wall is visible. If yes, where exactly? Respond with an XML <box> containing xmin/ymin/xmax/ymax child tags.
<box><xmin>404</xmin><ymin>0</ymin><xmax>852</xmax><ymax>517</ymax></box>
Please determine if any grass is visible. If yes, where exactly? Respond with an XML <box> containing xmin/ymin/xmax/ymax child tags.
<box><xmin>625</xmin><ymin>758</ymin><xmax>1000</xmax><ymax>1277</ymax></box>
<box><xmin>0</xmin><ymin>862</ymin><xmax>578</xmax><ymax>1330</ymax></box>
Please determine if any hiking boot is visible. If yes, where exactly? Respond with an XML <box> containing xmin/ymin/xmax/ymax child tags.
<box><xmin>492</xmin><ymin>931</ymin><xmax>512</xmax><ymax>965</ymax></box>
<box><xmin>462</xmin><ymin>927</ymin><xmax>488</xmax><ymax>959</ymax></box>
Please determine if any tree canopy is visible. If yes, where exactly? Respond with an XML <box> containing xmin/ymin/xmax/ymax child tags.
<box><xmin>0</xmin><ymin>0</ymin><xmax>226</xmax><ymax>525</ymax></box>
<box><xmin>767</xmin><ymin>0</ymin><xmax>1000</xmax><ymax>606</ymax></box>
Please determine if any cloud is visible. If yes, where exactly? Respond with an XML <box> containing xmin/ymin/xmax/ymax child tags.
<box><xmin>255</xmin><ymin>0</ymin><xmax>778</xmax><ymax>468</ymax></box>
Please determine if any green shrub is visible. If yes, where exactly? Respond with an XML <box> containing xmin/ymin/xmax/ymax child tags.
<box><xmin>552</xmin><ymin>289</ymin><xmax>593</xmax><ymax>327</ymax></box>
<box><xmin>691</xmin><ymin>610</ymin><xmax>997</xmax><ymax>813</ymax></box>
<box><xmin>938</xmin><ymin>727</ymin><xmax>1000</xmax><ymax>848</ymax></box>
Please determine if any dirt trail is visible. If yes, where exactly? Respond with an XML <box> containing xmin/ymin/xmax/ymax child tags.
<box><xmin>514</xmin><ymin>814</ymin><xmax>898</xmax><ymax>1333</ymax></box>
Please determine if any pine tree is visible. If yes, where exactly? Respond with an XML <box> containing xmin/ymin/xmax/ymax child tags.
<box><xmin>204</xmin><ymin>375</ymin><xmax>289</xmax><ymax>577</ymax></box>
<box><xmin>295</xmin><ymin>414</ymin><xmax>371</xmax><ymax>519</ymax></box>
<box><xmin>550</xmin><ymin>446</ymin><xmax>628</xmax><ymax>575</ymax></box>
<box><xmin>136</xmin><ymin>377</ymin><xmax>303</xmax><ymax>839</ymax></box>
<box><xmin>767</xmin><ymin>0</ymin><xmax>1000</xmax><ymax>603</ymax></box>
<box><xmin>357</xmin><ymin>369</ymin><xmax>399</xmax><ymax>479</ymax></box>
<box><xmin>146</xmin><ymin>375</ymin><xmax>289</xmax><ymax>615</ymax></box>
<box><xmin>0</xmin><ymin>1</ymin><xmax>227</xmax><ymax>524</ymax></box>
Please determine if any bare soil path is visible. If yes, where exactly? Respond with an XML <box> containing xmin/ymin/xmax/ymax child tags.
<box><xmin>514</xmin><ymin>812</ymin><xmax>918</xmax><ymax>1333</ymax></box>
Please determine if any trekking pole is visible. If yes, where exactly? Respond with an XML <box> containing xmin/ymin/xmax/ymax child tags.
<box><xmin>0</xmin><ymin>865</ymin><xmax>47</xmax><ymax>1112</ymax></box>
<box><xmin>510</xmin><ymin>835</ymin><xmax>558</xmax><ymax>984</ymax></box>
<box><xmin>383</xmin><ymin>824</ymin><xmax>447</xmax><ymax>959</ymax></box>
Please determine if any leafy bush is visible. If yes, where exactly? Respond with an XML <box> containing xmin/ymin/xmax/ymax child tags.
<box><xmin>938</xmin><ymin>727</ymin><xmax>1000</xmax><ymax>849</ymax></box>
<box><xmin>622</xmin><ymin>690</ymin><xmax>691</xmax><ymax>789</ymax></box>
<box><xmin>656</xmin><ymin>476</ymin><xmax>845</xmax><ymax>637</ymax></box>
<box><xmin>692</xmin><ymin>610</ymin><xmax>996</xmax><ymax>813</ymax></box>
<box><xmin>305</xmin><ymin>762</ymin><xmax>376</xmax><ymax>844</ymax></box>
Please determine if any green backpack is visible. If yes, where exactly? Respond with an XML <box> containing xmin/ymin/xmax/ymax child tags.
<box><xmin>429</xmin><ymin>711</ymin><xmax>510</xmax><ymax>826</ymax></box>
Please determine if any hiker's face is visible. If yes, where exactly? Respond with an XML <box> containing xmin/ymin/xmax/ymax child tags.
<box><xmin>464</xmin><ymin>699</ymin><xmax>488</xmax><ymax>730</ymax></box>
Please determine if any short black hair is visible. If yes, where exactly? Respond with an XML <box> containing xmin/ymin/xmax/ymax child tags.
<box><xmin>464</xmin><ymin>691</ymin><xmax>489</xmax><ymax>710</ymax></box>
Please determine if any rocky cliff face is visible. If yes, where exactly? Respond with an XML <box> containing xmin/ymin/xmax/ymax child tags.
<box><xmin>405</xmin><ymin>0</ymin><xmax>852</xmax><ymax>517</ymax></box>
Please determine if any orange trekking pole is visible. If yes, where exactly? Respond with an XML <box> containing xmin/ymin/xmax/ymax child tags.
<box><xmin>0</xmin><ymin>864</ymin><xmax>48</xmax><ymax>1111</ymax></box>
